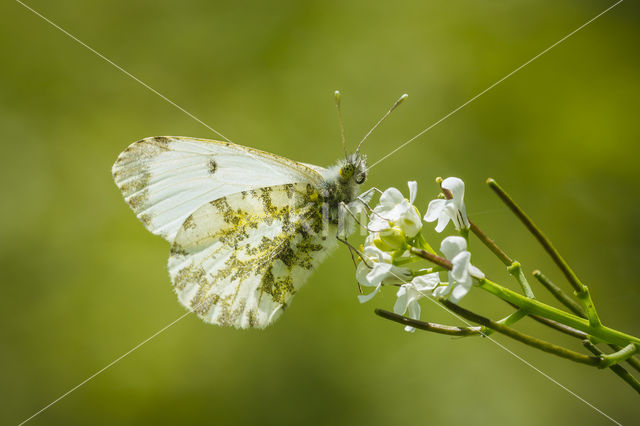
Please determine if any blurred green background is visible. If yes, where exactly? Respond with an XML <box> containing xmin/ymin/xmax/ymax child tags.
<box><xmin>2</xmin><ymin>0</ymin><xmax>639</xmax><ymax>424</ymax></box>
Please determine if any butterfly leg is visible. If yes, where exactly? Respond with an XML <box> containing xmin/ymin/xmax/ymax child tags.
<box><xmin>336</xmin><ymin>201</ymin><xmax>381</xmax><ymax>295</ymax></box>
<box><xmin>335</xmin><ymin>231</ymin><xmax>365</xmax><ymax>295</ymax></box>
<box><xmin>336</xmin><ymin>202</ymin><xmax>372</xmax><ymax>267</ymax></box>
<box><xmin>354</xmin><ymin>186</ymin><xmax>383</xmax><ymax>217</ymax></box>
<box><xmin>357</xmin><ymin>186</ymin><xmax>381</xmax><ymax>207</ymax></box>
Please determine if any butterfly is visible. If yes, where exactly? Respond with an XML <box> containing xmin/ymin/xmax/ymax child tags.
<box><xmin>112</xmin><ymin>135</ymin><xmax>369</xmax><ymax>329</ymax></box>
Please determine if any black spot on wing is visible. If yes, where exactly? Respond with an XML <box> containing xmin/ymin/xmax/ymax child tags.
<box><xmin>208</xmin><ymin>158</ymin><xmax>217</xmax><ymax>175</ymax></box>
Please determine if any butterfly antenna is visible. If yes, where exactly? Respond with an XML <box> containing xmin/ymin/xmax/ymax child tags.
<box><xmin>356</xmin><ymin>93</ymin><xmax>408</xmax><ymax>153</ymax></box>
<box><xmin>334</xmin><ymin>90</ymin><xmax>348</xmax><ymax>159</ymax></box>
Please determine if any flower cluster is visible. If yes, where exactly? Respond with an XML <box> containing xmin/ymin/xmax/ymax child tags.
<box><xmin>356</xmin><ymin>178</ymin><xmax>483</xmax><ymax>331</ymax></box>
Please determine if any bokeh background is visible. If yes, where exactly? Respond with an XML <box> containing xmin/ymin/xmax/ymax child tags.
<box><xmin>2</xmin><ymin>0</ymin><xmax>639</xmax><ymax>424</ymax></box>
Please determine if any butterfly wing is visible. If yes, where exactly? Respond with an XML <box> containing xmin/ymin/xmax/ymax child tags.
<box><xmin>112</xmin><ymin>136</ymin><xmax>324</xmax><ymax>242</ymax></box>
<box><xmin>168</xmin><ymin>183</ymin><xmax>336</xmax><ymax>328</ymax></box>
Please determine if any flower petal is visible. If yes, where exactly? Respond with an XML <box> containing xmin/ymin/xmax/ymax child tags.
<box><xmin>440</xmin><ymin>236</ymin><xmax>467</xmax><ymax>259</ymax></box>
<box><xmin>468</xmin><ymin>264</ymin><xmax>485</xmax><ymax>280</ymax></box>
<box><xmin>433</xmin><ymin>283</ymin><xmax>451</xmax><ymax>299</ymax></box>
<box><xmin>449</xmin><ymin>281</ymin><xmax>471</xmax><ymax>304</ymax></box>
<box><xmin>368</xmin><ymin>216</ymin><xmax>391</xmax><ymax>232</ymax></box>
<box><xmin>408</xmin><ymin>181</ymin><xmax>418</xmax><ymax>204</ymax></box>
<box><xmin>441</xmin><ymin>177</ymin><xmax>465</xmax><ymax>204</ymax></box>
<box><xmin>451</xmin><ymin>251</ymin><xmax>471</xmax><ymax>282</ymax></box>
<box><xmin>379</xmin><ymin>187</ymin><xmax>404</xmax><ymax>207</ymax></box>
<box><xmin>407</xmin><ymin>298</ymin><xmax>421</xmax><ymax>321</ymax></box>
<box><xmin>424</xmin><ymin>199</ymin><xmax>446</xmax><ymax>222</ymax></box>
<box><xmin>411</xmin><ymin>273</ymin><xmax>440</xmax><ymax>292</ymax></box>
<box><xmin>401</xmin><ymin>205</ymin><xmax>423</xmax><ymax>237</ymax></box>
<box><xmin>358</xmin><ymin>284</ymin><xmax>381</xmax><ymax>303</ymax></box>
<box><xmin>366</xmin><ymin>262</ymin><xmax>392</xmax><ymax>286</ymax></box>
<box><xmin>364</xmin><ymin>245</ymin><xmax>390</xmax><ymax>263</ymax></box>
<box><xmin>434</xmin><ymin>212</ymin><xmax>451</xmax><ymax>233</ymax></box>
<box><xmin>355</xmin><ymin>262</ymin><xmax>371</xmax><ymax>286</ymax></box>
<box><xmin>393</xmin><ymin>285</ymin><xmax>410</xmax><ymax>315</ymax></box>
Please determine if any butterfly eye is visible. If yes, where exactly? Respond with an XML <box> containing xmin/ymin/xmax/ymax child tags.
<box><xmin>355</xmin><ymin>173</ymin><xmax>366</xmax><ymax>184</ymax></box>
<box><xmin>340</xmin><ymin>164</ymin><xmax>355</xmax><ymax>179</ymax></box>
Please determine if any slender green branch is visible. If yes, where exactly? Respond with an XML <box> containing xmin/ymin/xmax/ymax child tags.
<box><xmin>486</xmin><ymin>178</ymin><xmax>603</xmax><ymax>328</ymax></box>
<box><xmin>483</xmin><ymin>309</ymin><xmax>529</xmax><ymax>336</ymax></box>
<box><xmin>528</xmin><ymin>314</ymin><xmax>589</xmax><ymax>340</ymax></box>
<box><xmin>439</xmin><ymin>180</ymin><xmax>534</xmax><ymax>301</ymax></box>
<box><xmin>508</xmin><ymin>261</ymin><xmax>535</xmax><ymax>299</ymax></box>
<box><xmin>409</xmin><ymin>247</ymin><xmax>453</xmax><ymax>270</ymax></box>
<box><xmin>410</xmin><ymin>243</ymin><xmax>639</xmax><ymax>347</ymax></box>
<box><xmin>583</xmin><ymin>341</ymin><xmax>640</xmax><ymax>394</ymax></box>
<box><xmin>486</xmin><ymin>179</ymin><xmax>581</xmax><ymax>291</ymax></box>
<box><xmin>469</xmin><ymin>219</ymin><xmax>512</xmax><ymax>266</ymax></box>
<box><xmin>575</xmin><ymin>286</ymin><xmax>602</xmax><ymax>328</ymax></box>
<box><xmin>469</xmin><ymin>219</ymin><xmax>535</xmax><ymax>299</ymax></box>
<box><xmin>499</xmin><ymin>308</ymin><xmax>529</xmax><ymax>326</ymax></box>
<box><xmin>374</xmin><ymin>309</ymin><xmax>481</xmax><ymax>336</ymax></box>
<box><xmin>478</xmin><ymin>278</ymin><xmax>640</xmax><ymax>347</ymax></box>
<box><xmin>413</xmin><ymin>232</ymin><xmax>436</xmax><ymax>254</ymax></box>
<box><xmin>597</xmin><ymin>343</ymin><xmax>639</xmax><ymax>369</ymax></box>
<box><xmin>609</xmin><ymin>344</ymin><xmax>640</xmax><ymax>373</ymax></box>
<box><xmin>533</xmin><ymin>270</ymin><xmax>585</xmax><ymax>317</ymax></box>
<box><xmin>500</xmin><ymin>300</ymin><xmax>588</xmax><ymax>339</ymax></box>
<box><xmin>441</xmin><ymin>301</ymin><xmax>601</xmax><ymax>366</ymax></box>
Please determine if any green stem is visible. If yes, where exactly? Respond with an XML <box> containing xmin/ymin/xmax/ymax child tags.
<box><xmin>501</xmin><ymin>300</ymin><xmax>589</xmax><ymax>339</ymax></box>
<box><xmin>483</xmin><ymin>308</ymin><xmax>529</xmax><ymax>336</ymax></box>
<box><xmin>469</xmin><ymin>219</ymin><xmax>535</xmax><ymax>298</ymax></box>
<box><xmin>501</xmin><ymin>308</ymin><xmax>529</xmax><ymax>326</ymax></box>
<box><xmin>410</xmin><ymin>241</ymin><xmax>640</xmax><ymax>347</ymax></box>
<box><xmin>486</xmin><ymin>178</ymin><xmax>602</xmax><ymax>328</ymax></box>
<box><xmin>487</xmin><ymin>179</ymin><xmax>582</xmax><ymax>291</ymax></box>
<box><xmin>374</xmin><ymin>309</ymin><xmax>481</xmax><ymax>336</ymax></box>
<box><xmin>583</xmin><ymin>341</ymin><xmax>640</xmax><ymax>394</ymax></box>
<box><xmin>478</xmin><ymin>278</ymin><xmax>640</xmax><ymax>347</ymax></box>
<box><xmin>441</xmin><ymin>301</ymin><xmax>601</xmax><ymax>366</ymax></box>
<box><xmin>508</xmin><ymin>261</ymin><xmax>535</xmax><ymax>299</ymax></box>
<box><xmin>533</xmin><ymin>270</ymin><xmax>585</xmax><ymax>317</ymax></box>
<box><xmin>409</xmin><ymin>247</ymin><xmax>452</xmax><ymax>270</ymax></box>
<box><xmin>527</xmin><ymin>314</ymin><xmax>589</xmax><ymax>340</ymax></box>
<box><xmin>414</xmin><ymin>232</ymin><xmax>436</xmax><ymax>254</ymax></box>
<box><xmin>459</xmin><ymin>227</ymin><xmax>469</xmax><ymax>244</ymax></box>
<box><xmin>576</xmin><ymin>286</ymin><xmax>602</xmax><ymax>328</ymax></box>
<box><xmin>469</xmin><ymin>219</ymin><xmax>512</xmax><ymax>266</ymax></box>
<box><xmin>609</xmin><ymin>344</ymin><xmax>640</xmax><ymax>373</ymax></box>
<box><xmin>392</xmin><ymin>256</ymin><xmax>424</xmax><ymax>266</ymax></box>
<box><xmin>598</xmin><ymin>343</ymin><xmax>639</xmax><ymax>369</ymax></box>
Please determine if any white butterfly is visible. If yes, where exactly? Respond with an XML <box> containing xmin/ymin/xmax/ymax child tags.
<box><xmin>112</xmin><ymin>136</ymin><xmax>368</xmax><ymax>329</ymax></box>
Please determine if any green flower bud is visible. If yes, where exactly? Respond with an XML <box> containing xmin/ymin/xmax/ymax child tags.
<box><xmin>374</xmin><ymin>226</ymin><xmax>406</xmax><ymax>251</ymax></box>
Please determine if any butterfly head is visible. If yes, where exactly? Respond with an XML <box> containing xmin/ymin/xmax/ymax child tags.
<box><xmin>339</xmin><ymin>152</ymin><xmax>367</xmax><ymax>185</ymax></box>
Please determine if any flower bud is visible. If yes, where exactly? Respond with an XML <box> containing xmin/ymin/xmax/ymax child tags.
<box><xmin>374</xmin><ymin>226</ymin><xmax>406</xmax><ymax>251</ymax></box>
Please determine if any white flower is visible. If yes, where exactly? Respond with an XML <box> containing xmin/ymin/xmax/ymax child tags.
<box><xmin>424</xmin><ymin>177</ymin><xmax>470</xmax><ymax>233</ymax></box>
<box><xmin>393</xmin><ymin>273</ymin><xmax>440</xmax><ymax>332</ymax></box>
<box><xmin>369</xmin><ymin>181</ymin><xmax>422</xmax><ymax>238</ymax></box>
<box><xmin>356</xmin><ymin>245</ymin><xmax>411</xmax><ymax>303</ymax></box>
<box><xmin>433</xmin><ymin>236</ymin><xmax>484</xmax><ymax>304</ymax></box>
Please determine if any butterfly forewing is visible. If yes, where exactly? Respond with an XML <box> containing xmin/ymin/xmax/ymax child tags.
<box><xmin>168</xmin><ymin>183</ymin><xmax>336</xmax><ymax>328</ymax></box>
<box><xmin>112</xmin><ymin>136</ymin><xmax>324</xmax><ymax>242</ymax></box>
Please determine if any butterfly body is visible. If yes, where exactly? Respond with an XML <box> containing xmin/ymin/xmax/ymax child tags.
<box><xmin>113</xmin><ymin>136</ymin><xmax>366</xmax><ymax>329</ymax></box>
<box><xmin>318</xmin><ymin>153</ymin><xmax>367</xmax><ymax>224</ymax></box>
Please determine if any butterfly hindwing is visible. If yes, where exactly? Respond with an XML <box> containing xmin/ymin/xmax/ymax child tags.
<box><xmin>112</xmin><ymin>136</ymin><xmax>324</xmax><ymax>242</ymax></box>
<box><xmin>167</xmin><ymin>183</ymin><xmax>337</xmax><ymax>328</ymax></box>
